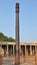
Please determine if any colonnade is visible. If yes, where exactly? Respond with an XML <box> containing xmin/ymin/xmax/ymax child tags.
<box><xmin>21</xmin><ymin>45</ymin><xmax>36</xmax><ymax>55</ymax></box>
<box><xmin>0</xmin><ymin>44</ymin><xmax>37</xmax><ymax>56</ymax></box>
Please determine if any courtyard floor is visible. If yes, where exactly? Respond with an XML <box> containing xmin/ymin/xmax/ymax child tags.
<box><xmin>0</xmin><ymin>55</ymin><xmax>37</xmax><ymax>65</ymax></box>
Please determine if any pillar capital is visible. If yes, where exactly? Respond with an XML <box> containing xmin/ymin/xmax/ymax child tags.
<box><xmin>16</xmin><ymin>3</ymin><xmax>19</xmax><ymax>13</ymax></box>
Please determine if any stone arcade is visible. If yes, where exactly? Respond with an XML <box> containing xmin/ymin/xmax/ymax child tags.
<box><xmin>0</xmin><ymin>42</ymin><xmax>37</xmax><ymax>56</ymax></box>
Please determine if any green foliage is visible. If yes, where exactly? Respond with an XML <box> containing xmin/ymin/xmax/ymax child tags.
<box><xmin>0</xmin><ymin>32</ymin><xmax>15</xmax><ymax>42</ymax></box>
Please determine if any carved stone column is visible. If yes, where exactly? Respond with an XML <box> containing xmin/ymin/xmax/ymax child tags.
<box><xmin>33</xmin><ymin>46</ymin><xmax>34</xmax><ymax>55</ymax></box>
<box><xmin>7</xmin><ymin>44</ymin><xmax>8</xmax><ymax>57</ymax></box>
<box><xmin>13</xmin><ymin>45</ymin><xmax>14</xmax><ymax>55</ymax></box>
<box><xmin>35</xmin><ymin>46</ymin><xmax>37</xmax><ymax>55</ymax></box>
<box><xmin>35</xmin><ymin>45</ymin><xmax>37</xmax><ymax>65</ymax></box>
<box><xmin>30</xmin><ymin>45</ymin><xmax>32</xmax><ymax>55</ymax></box>
<box><xmin>25</xmin><ymin>45</ymin><xmax>26</xmax><ymax>55</ymax></box>
<box><xmin>0</xmin><ymin>45</ymin><xmax>2</xmax><ymax>55</ymax></box>
<box><xmin>20</xmin><ymin>45</ymin><xmax>21</xmax><ymax>55</ymax></box>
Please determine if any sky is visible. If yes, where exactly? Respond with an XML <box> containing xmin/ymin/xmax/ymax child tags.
<box><xmin>0</xmin><ymin>0</ymin><xmax>37</xmax><ymax>42</ymax></box>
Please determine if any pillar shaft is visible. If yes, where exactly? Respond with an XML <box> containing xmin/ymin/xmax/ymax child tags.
<box><xmin>0</xmin><ymin>45</ymin><xmax>2</xmax><ymax>55</ymax></box>
<box><xmin>20</xmin><ymin>45</ymin><xmax>21</xmax><ymax>55</ymax></box>
<box><xmin>35</xmin><ymin>46</ymin><xmax>37</xmax><ymax>65</ymax></box>
<box><xmin>30</xmin><ymin>46</ymin><xmax>32</xmax><ymax>55</ymax></box>
<box><xmin>25</xmin><ymin>45</ymin><xmax>26</xmax><ymax>55</ymax></box>
<box><xmin>35</xmin><ymin>46</ymin><xmax>37</xmax><ymax>55</ymax></box>
<box><xmin>7</xmin><ymin>44</ymin><xmax>8</xmax><ymax>57</ymax></box>
<box><xmin>13</xmin><ymin>45</ymin><xmax>14</xmax><ymax>55</ymax></box>
<box><xmin>32</xmin><ymin>46</ymin><xmax>34</xmax><ymax>55</ymax></box>
<box><xmin>15</xmin><ymin>3</ymin><xmax>20</xmax><ymax>65</ymax></box>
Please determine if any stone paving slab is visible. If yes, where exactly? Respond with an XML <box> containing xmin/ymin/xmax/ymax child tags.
<box><xmin>0</xmin><ymin>55</ymin><xmax>37</xmax><ymax>65</ymax></box>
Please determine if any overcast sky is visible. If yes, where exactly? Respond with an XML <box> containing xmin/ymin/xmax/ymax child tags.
<box><xmin>0</xmin><ymin>0</ymin><xmax>37</xmax><ymax>42</ymax></box>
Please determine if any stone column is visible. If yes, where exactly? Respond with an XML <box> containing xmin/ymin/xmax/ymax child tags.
<box><xmin>30</xmin><ymin>46</ymin><xmax>32</xmax><ymax>55</ymax></box>
<box><xmin>13</xmin><ymin>45</ymin><xmax>14</xmax><ymax>55</ymax></box>
<box><xmin>33</xmin><ymin>46</ymin><xmax>34</xmax><ymax>55</ymax></box>
<box><xmin>0</xmin><ymin>45</ymin><xmax>2</xmax><ymax>55</ymax></box>
<box><xmin>35</xmin><ymin>46</ymin><xmax>37</xmax><ymax>55</ymax></box>
<box><xmin>35</xmin><ymin>45</ymin><xmax>37</xmax><ymax>65</ymax></box>
<box><xmin>9</xmin><ymin>46</ymin><xmax>12</xmax><ymax>55</ymax></box>
<box><xmin>7</xmin><ymin>44</ymin><xmax>8</xmax><ymax>57</ymax></box>
<box><xmin>15</xmin><ymin>3</ymin><xmax>20</xmax><ymax>65</ymax></box>
<box><xmin>25</xmin><ymin>45</ymin><xmax>26</xmax><ymax>55</ymax></box>
<box><xmin>22</xmin><ymin>46</ymin><xmax>23</xmax><ymax>55</ymax></box>
<box><xmin>36</xmin><ymin>46</ymin><xmax>37</xmax><ymax>55</ymax></box>
<box><xmin>20</xmin><ymin>45</ymin><xmax>21</xmax><ymax>55</ymax></box>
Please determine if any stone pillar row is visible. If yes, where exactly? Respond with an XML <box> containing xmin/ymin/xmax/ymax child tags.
<box><xmin>6</xmin><ymin>45</ymin><xmax>37</xmax><ymax>56</ymax></box>
<box><xmin>25</xmin><ymin>45</ymin><xmax>35</xmax><ymax>55</ymax></box>
<box><xmin>7</xmin><ymin>45</ymin><xmax>15</xmax><ymax>56</ymax></box>
<box><xmin>0</xmin><ymin>45</ymin><xmax>37</xmax><ymax>56</ymax></box>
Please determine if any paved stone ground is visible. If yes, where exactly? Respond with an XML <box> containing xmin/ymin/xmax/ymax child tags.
<box><xmin>1</xmin><ymin>55</ymin><xmax>37</xmax><ymax>65</ymax></box>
